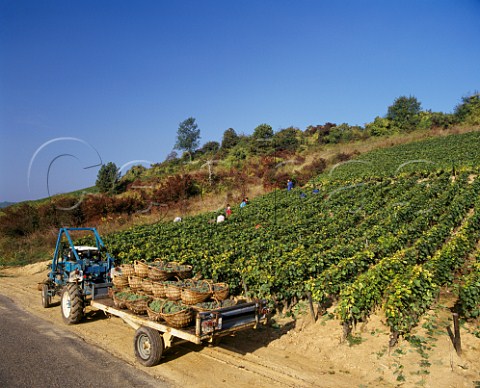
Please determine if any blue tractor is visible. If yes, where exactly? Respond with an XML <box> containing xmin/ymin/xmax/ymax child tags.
<box><xmin>41</xmin><ymin>227</ymin><xmax>115</xmax><ymax>324</ymax></box>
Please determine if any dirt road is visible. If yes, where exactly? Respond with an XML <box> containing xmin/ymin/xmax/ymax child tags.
<box><xmin>0</xmin><ymin>262</ymin><xmax>479</xmax><ymax>388</ymax></box>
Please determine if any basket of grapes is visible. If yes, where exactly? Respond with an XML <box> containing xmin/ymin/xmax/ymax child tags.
<box><xmin>124</xmin><ymin>293</ymin><xmax>152</xmax><ymax>315</ymax></box>
<box><xmin>181</xmin><ymin>279</ymin><xmax>212</xmax><ymax>305</ymax></box>
<box><xmin>148</xmin><ymin>259</ymin><xmax>176</xmax><ymax>281</ymax></box>
<box><xmin>192</xmin><ymin>298</ymin><xmax>237</xmax><ymax>312</ymax></box>
<box><xmin>146</xmin><ymin>299</ymin><xmax>166</xmax><ymax>322</ymax></box>
<box><xmin>151</xmin><ymin>281</ymin><xmax>167</xmax><ymax>298</ymax></box>
<box><xmin>113</xmin><ymin>290</ymin><xmax>133</xmax><ymax>309</ymax></box>
<box><xmin>165</xmin><ymin>280</ymin><xmax>184</xmax><ymax>301</ymax></box>
<box><xmin>160</xmin><ymin>300</ymin><xmax>193</xmax><ymax>328</ymax></box>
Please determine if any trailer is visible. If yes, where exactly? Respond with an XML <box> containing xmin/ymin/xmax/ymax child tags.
<box><xmin>89</xmin><ymin>285</ymin><xmax>269</xmax><ymax>367</ymax></box>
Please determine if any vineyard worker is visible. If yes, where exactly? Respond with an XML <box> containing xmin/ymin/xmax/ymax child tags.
<box><xmin>287</xmin><ymin>179</ymin><xmax>294</xmax><ymax>191</ymax></box>
<box><xmin>217</xmin><ymin>214</ymin><xmax>225</xmax><ymax>223</ymax></box>
<box><xmin>240</xmin><ymin>198</ymin><xmax>247</xmax><ymax>208</ymax></box>
<box><xmin>226</xmin><ymin>204</ymin><xmax>232</xmax><ymax>217</ymax></box>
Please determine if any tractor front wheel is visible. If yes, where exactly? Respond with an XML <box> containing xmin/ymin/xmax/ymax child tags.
<box><xmin>61</xmin><ymin>283</ymin><xmax>84</xmax><ymax>324</ymax></box>
<box><xmin>134</xmin><ymin>327</ymin><xmax>164</xmax><ymax>367</ymax></box>
<box><xmin>41</xmin><ymin>284</ymin><xmax>51</xmax><ymax>308</ymax></box>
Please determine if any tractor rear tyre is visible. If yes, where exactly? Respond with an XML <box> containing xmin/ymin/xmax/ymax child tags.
<box><xmin>41</xmin><ymin>283</ymin><xmax>51</xmax><ymax>308</ymax></box>
<box><xmin>134</xmin><ymin>327</ymin><xmax>164</xmax><ymax>367</ymax></box>
<box><xmin>61</xmin><ymin>283</ymin><xmax>84</xmax><ymax>324</ymax></box>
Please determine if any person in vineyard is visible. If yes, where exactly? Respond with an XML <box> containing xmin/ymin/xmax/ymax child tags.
<box><xmin>240</xmin><ymin>198</ymin><xmax>247</xmax><ymax>208</ymax></box>
<box><xmin>226</xmin><ymin>204</ymin><xmax>232</xmax><ymax>217</ymax></box>
<box><xmin>287</xmin><ymin>179</ymin><xmax>294</xmax><ymax>191</ymax></box>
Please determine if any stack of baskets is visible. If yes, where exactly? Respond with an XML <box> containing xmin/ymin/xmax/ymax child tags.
<box><xmin>128</xmin><ymin>275</ymin><xmax>143</xmax><ymax>292</ymax></box>
<box><xmin>109</xmin><ymin>258</ymin><xmax>234</xmax><ymax>328</ymax></box>
<box><xmin>134</xmin><ymin>260</ymin><xmax>149</xmax><ymax>278</ymax></box>
<box><xmin>112</xmin><ymin>274</ymin><xmax>129</xmax><ymax>289</ymax></box>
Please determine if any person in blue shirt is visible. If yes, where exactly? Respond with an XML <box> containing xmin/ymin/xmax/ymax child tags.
<box><xmin>287</xmin><ymin>179</ymin><xmax>294</xmax><ymax>191</ymax></box>
<box><xmin>240</xmin><ymin>198</ymin><xmax>247</xmax><ymax>208</ymax></box>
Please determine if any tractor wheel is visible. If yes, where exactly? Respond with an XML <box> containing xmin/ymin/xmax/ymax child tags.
<box><xmin>61</xmin><ymin>283</ymin><xmax>84</xmax><ymax>324</ymax></box>
<box><xmin>41</xmin><ymin>284</ymin><xmax>51</xmax><ymax>308</ymax></box>
<box><xmin>134</xmin><ymin>327</ymin><xmax>164</xmax><ymax>367</ymax></box>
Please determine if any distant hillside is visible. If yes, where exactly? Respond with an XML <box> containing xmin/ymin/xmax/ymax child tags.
<box><xmin>0</xmin><ymin>202</ymin><xmax>15</xmax><ymax>209</ymax></box>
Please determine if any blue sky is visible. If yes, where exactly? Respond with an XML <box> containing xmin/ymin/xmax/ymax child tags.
<box><xmin>1</xmin><ymin>0</ymin><xmax>479</xmax><ymax>202</ymax></box>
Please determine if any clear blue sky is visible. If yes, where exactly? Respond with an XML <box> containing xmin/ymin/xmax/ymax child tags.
<box><xmin>1</xmin><ymin>0</ymin><xmax>479</xmax><ymax>202</ymax></box>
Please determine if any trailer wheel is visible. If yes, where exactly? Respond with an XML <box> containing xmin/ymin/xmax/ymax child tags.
<box><xmin>41</xmin><ymin>284</ymin><xmax>51</xmax><ymax>308</ymax></box>
<box><xmin>134</xmin><ymin>327</ymin><xmax>164</xmax><ymax>367</ymax></box>
<box><xmin>61</xmin><ymin>283</ymin><xmax>84</xmax><ymax>324</ymax></box>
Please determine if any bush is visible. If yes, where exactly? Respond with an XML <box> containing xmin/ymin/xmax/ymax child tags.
<box><xmin>366</xmin><ymin>116</ymin><xmax>392</xmax><ymax>136</ymax></box>
<box><xmin>386</xmin><ymin>95</ymin><xmax>422</xmax><ymax>132</ymax></box>
<box><xmin>0</xmin><ymin>204</ymin><xmax>39</xmax><ymax>236</ymax></box>
<box><xmin>454</xmin><ymin>93</ymin><xmax>480</xmax><ymax>126</ymax></box>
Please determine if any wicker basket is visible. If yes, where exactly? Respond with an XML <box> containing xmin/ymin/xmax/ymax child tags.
<box><xmin>142</xmin><ymin>278</ymin><xmax>154</xmax><ymax>294</ymax></box>
<box><xmin>165</xmin><ymin>280</ymin><xmax>183</xmax><ymax>301</ymax></box>
<box><xmin>148</xmin><ymin>265</ymin><xmax>174</xmax><ymax>281</ymax></box>
<box><xmin>192</xmin><ymin>300</ymin><xmax>222</xmax><ymax>312</ymax></box>
<box><xmin>112</xmin><ymin>274</ymin><xmax>129</xmax><ymax>289</ymax></box>
<box><xmin>120</xmin><ymin>263</ymin><xmax>135</xmax><ymax>277</ymax></box>
<box><xmin>134</xmin><ymin>260</ymin><xmax>149</xmax><ymax>278</ymax></box>
<box><xmin>174</xmin><ymin>263</ymin><xmax>193</xmax><ymax>280</ymax></box>
<box><xmin>181</xmin><ymin>280</ymin><xmax>212</xmax><ymax>305</ymax></box>
<box><xmin>161</xmin><ymin>302</ymin><xmax>193</xmax><ymax>328</ymax></box>
<box><xmin>113</xmin><ymin>291</ymin><xmax>131</xmax><ymax>309</ymax></box>
<box><xmin>212</xmin><ymin>282</ymin><xmax>229</xmax><ymax>301</ymax></box>
<box><xmin>151</xmin><ymin>281</ymin><xmax>167</xmax><ymax>298</ymax></box>
<box><xmin>125</xmin><ymin>296</ymin><xmax>152</xmax><ymax>315</ymax></box>
<box><xmin>146</xmin><ymin>301</ymin><xmax>164</xmax><ymax>322</ymax></box>
<box><xmin>128</xmin><ymin>275</ymin><xmax>143</xmax><ymax>291</ymax></box>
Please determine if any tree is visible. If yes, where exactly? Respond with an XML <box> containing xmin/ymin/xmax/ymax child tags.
<box><xmin>251</xmin><ymin>123</ymin><xmax>274</xmax><ymax>154</ymax></box>
<box><xmin>386</xmin><ymin>96</ymin><xmax>422</xmax><ymax>131</ymax></box>
<box><xmin>454</xmin><ymin>93</ymin><xmax>480</xmax><ymax>126</ymax></box>
<box><xmin>175</xmin><ymin>117</ymin><xmax>201</xmax><ymax>160</ymax></box>
<box><xmin>252</xmin><ymin>123</ymin><xmax>274</xmax><ymax>140</ymax></box>
<box><xmin>200</xmin><ymin>141</ymin><xmax>220</xmax><ymax>154</ymax></box>
<box><xmin>273</xmin><ymin>127</ymin><xmax>300</xmax><ymax>152</ymax></box>
<box><xmin>221</xmin><ymin>128</ymin><xmax>239</xmax><ymax>149</ymax></box>
<box><xmin>96</xmin><ymin>162</ymin><xmax>120</xmax><ymax>194</ymax></box>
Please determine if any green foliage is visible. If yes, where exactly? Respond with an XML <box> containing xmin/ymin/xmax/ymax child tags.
<box><xmin>122</xmin><ymin>165</ymin><xmax>147</xmax><ymax>182</ymax></box>
<box><xmin>323</xmin><ymin>123</ymin><xmax>366</xmax><ymax>144</ymax></box>
<box><xmin>458</xmin><ymin>262</ymin><xmax>480</xmax><ymax>319</ymax></box>
<box><xmin>221</xmin><ymin>128</ymin><xmax>240</xmax><ymax>150</ymax></box>
<box><xmin>387</xmin><ymin>95</ymin><xmax>422</xmax><ymax>132</ymax></box>
<box><xmin>175</xmin><ymin>117</ymin><xmax>201</xmax><ymax>159</ymax></box>
<box><xmin>365</xmin><ymin>116</ymin><xmax>392</xmax><ymax>136</ymax></box>
<box><xmin>96</xmin><ymin>162</ymin><xmax>120</xmax><ymax>194</ymax></box>
<box><xmin>273</xmin><ymin>127</ymin><xmax>300</xmax><ymax>152</ymax></box>
<box><xmin>200</xmin><ymin>141</ymin><xmax>220</xmax><ymax>154</ymax></box>
<box><xmin>327</xmin><ymin>131</ymin><xmax>480</xmax><ymax>180</ymax></box>
<box><xmin>252</xmin><ymin>123</ymin><xmax>274</xmax><ymax>140</ymax></box>
<box><xmin>251</xmin><ymin>124</ymin><xmax>274</xmax><ymax>154</ymax></box>
<box><xmin>454</xmin><ymin>93</ymin><xmax>480</xmax><ymax>126</ymax></box>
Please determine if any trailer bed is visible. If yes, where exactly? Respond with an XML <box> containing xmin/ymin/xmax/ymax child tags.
<box><xmin>90</xmin><ymin>297</ymin><xmax>268</xmax><ymax>345</ymax></box>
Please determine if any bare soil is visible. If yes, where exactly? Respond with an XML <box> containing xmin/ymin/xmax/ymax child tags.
<box><xmin>1</xmin><ymin>262</ymin><xmax>479</xmax><ymax>388</ymax></box>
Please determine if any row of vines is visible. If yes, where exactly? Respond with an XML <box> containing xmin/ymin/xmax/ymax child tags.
<box><xmin>82</xmin><ymin>168</ymin><xmax>480</xmax><ymax>339</ymax></box>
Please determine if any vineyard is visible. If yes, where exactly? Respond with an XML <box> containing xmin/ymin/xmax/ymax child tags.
<box><xmin>81</xmin><ymin>132</ymin><xmax>480</xmax><ymax>343</ymax></box>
